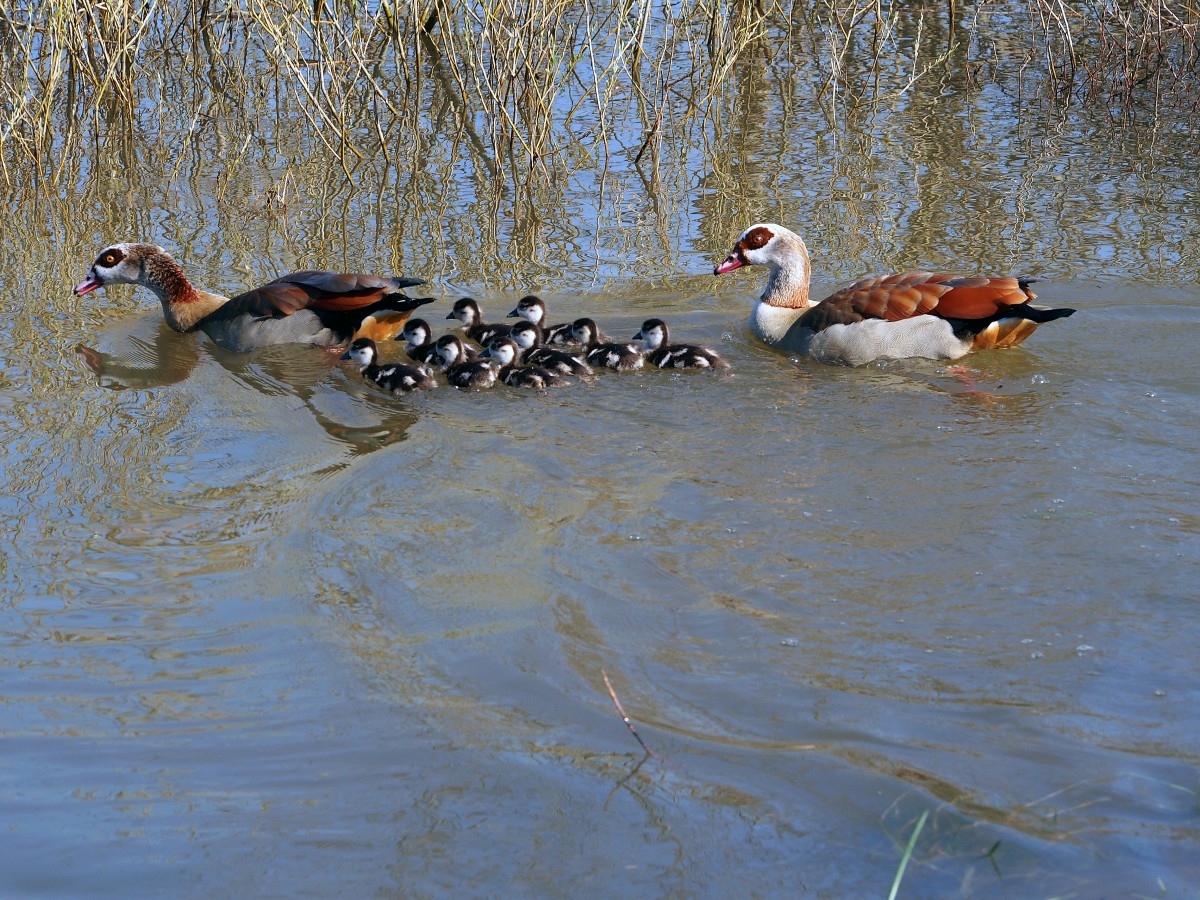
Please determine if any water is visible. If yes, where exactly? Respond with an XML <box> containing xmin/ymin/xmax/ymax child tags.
<box><xmin>3</xmin><ymin>9</ymin><xmax>1200</xmax><ymax>896</ymax></box>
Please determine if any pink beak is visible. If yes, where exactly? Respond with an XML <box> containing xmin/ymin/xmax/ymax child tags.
<box><xmin>714</xmin><ymin>255</ymin><xmax>744</xmax><ymax>275</ymax></box>
<box><xmin>74</xmin><ymin>273</ymin><xmax>102</xmax><ymax>296</ymax></box>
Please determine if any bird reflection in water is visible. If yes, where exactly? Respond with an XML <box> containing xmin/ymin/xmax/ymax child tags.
<box><xmin>76</xmin><ymin>321</ymin><xmax>417</xmax><ymax>456</ymax></box>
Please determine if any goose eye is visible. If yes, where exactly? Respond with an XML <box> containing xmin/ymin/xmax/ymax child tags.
<box><xmin>101</xmin><ymin>253</ymin><xmax>116</xmax><ymax>266</ymax></box>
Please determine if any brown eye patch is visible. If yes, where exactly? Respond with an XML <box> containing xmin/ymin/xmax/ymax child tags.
<box><xmin>98</xmin><ymin>248</ymin><xmax>126</xmax><ymax>267</ymax></box>
<box><xmin>741</xmin><ymin>226</ymin><xmax>773</xmax><ymax>251</ymax></box>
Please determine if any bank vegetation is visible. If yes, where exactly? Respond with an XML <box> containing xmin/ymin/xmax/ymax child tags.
<box><xmin>1</xmin><ymin>0</ymin><xmax>1197</xmax><ymax>193</ymax></box>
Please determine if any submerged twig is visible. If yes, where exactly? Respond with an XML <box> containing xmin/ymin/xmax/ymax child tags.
<box><xmin>601</xmin><ymin>668</ymin><xmax>661</xmax><ymax>760</ymax></box>
<box><xmin>602</xmin><ymin>749</ymin><xmax>653</xmax><ymax>810</ymax></box>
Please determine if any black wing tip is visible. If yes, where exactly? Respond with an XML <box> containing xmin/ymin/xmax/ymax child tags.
<box><xmin>1029</xmin><ymin>305</ymin><xmax>1077</xmax><ymax>323</ymax></box>
<box><xmin>386</xmin><ymin>295</ymin><xmax>437</xmax><ymax>311</ymax></box>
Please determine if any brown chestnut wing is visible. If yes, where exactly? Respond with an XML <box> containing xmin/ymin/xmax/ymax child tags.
<box><xmin>922</xmin><ymin>276</ymin><xmax>1037</xmax><ymax>319</ymax></box>
<box><xmin>219</xmin><ymin>271</ymin><xmax>426</xmax><ymax>319</ymax></box>
<box><xmin>818</xmin><ymin>272</ymin><xmax>1036</xmax><ymax>323</ymax></box>
<box><xmin>800</xmin><ymin>296</ymin><xmax>869</xmax><ymax>332</ymax></box>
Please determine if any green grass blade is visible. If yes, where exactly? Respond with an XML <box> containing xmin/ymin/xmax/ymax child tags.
<box><xmin>887</xmin><ymin>809</ymin><xmax>928</xmax><ymax>900</ymax></box>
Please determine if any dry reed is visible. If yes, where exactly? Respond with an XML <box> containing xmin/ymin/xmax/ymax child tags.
<box><xmin>1</xmin><ymin>1</ymin><xmax>1197</xmax><ymax>196</ymax></box>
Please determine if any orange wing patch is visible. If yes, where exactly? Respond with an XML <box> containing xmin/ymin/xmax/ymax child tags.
<box><xmin>351</xmin><ymin>309</ymin><xmax>420</xmax><ymax>343</ymax></box>
<box><xmin>970</xmin><ymin>318</ymin><xmax>1041</xmax><ymax>351</ymax></box>
<box><xmin>280</xmin><ymin>271</ymin><xmax>403</xmax><ymax>313</ymax></box>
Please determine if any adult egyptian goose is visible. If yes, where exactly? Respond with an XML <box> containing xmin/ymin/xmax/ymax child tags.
<box><xmin>714</xmin><ymin>224</ymin><xmax>1076</xmax><ymax>366</ymax></box>
<box><xmin>74</xmin><ymin>242</ymin><xmax>432</xmax><ymax>352</ymax></box>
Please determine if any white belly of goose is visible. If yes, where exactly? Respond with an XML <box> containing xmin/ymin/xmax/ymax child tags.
<box><xmin>750</xmin><ymin>302</ymin><xmax>972</xmax><ymax>366</ymax></box>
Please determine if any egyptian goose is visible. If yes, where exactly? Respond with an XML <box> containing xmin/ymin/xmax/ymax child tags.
<box><xmin>507</xmin><ymin>321</ymin><xmax>593</xmax><ymax>378</ymax></box>
<box><xmin>342</xmin><ymin>338</ymin><xmax>437</xmax><ymax>393</ymax></box>
<box><xmin>74</xmin><ymin>243</ymin><xmax>432</xmax><ymax>353</ymax></box>
<box><xmin>481</xmin><ymin>338</ymin><xmax>567</xmax><ymax>389</ymax></box>
<box><xmin>633</xmin><ymin>318</ymin><xmax>730</xmax><ymax>370</ymax></box>
<box><xmin>430</xmin><ymin>333</ymin><xmax>479</xmax><ymax>363</ymax></box>
<box><xmin>571</xmin><ymin>318</ymin><xmax>644</xmax><ymax>371</ymax></box>
<box><xmin>398</xmin><ymin>318</ymin><xmax>441</xmax><ymax>364</ymax></box>
<box><xmin>506</xmin><ymin>295</ymin><xmax>578</xmax><ymax>345</ymax></box>
<box><xmin>446</xmin><ymin>298</ymin><xmax>510</xmax><ymax>346</ymax></box>
<box><xmin>714</xmin><ymin>224</ymin><xmax>1076</xmax><ymax>366</ymax></box>
<box><xmin>430</xmin><ymin>334</ymin><xmax>499</xmax><ymax>390</ymax></box>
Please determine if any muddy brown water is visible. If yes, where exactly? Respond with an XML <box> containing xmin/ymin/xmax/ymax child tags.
<box><xmin>3</xmin><ymin>31</ymin><xmax>1200</xmax><ymax>899</ymax></box>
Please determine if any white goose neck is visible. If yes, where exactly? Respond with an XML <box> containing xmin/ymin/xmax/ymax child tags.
<box><xmin>760</xmin><ymin>235</ymin><xmax>812</xmax><ymax>311</ymax></box>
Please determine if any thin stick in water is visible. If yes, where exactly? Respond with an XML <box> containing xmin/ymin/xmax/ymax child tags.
<box><xmin>601</xmin><ymin>669</ymin><xmax>661</xmax><ymax>760</ymax></box>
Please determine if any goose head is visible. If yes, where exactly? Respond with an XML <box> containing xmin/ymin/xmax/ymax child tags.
<box><xmin>633</xmin><ymin>318</ymin><xmax>668</xmax><ymax>352</ymax></box>
<box><xmin>74</xmin><ymin>243</ymin><xmax>169</xmax><ymax>296</ymax></box>
<box><xmin>401</xmin><ymin>318</ymin><xmax>432</xmax><ymax>346</ymax></box>
<box><xmin>570</xmin><ymin>317</ymin><xmax>600</xmax><ymax>345</ymax></box>
<box><xmin>714</xmin><ymin>224</ymin><xmax>810</xmax><ymax>273</ymax></box>
<box><xmin>507</xmin><ymin>295</ymin><xmax>546</xmax><ymax>324</ymax></box>
<box><xmin>447</xmin><ymin>297</ymin><xmax>482</xmax><ymax>326</ymax></box>
<box><xmin>432</xmin><ymin>334</ymin><xmax>467</xmax><ymax>368</ymax></box>
<box><xmin>341</xmin><ymin>337</ymin><xmax>379</xmax><ymax>367</ymax></box>
<box><xmin>714</xmin><ymin>224</ymin><xmax>812</xmax><ymax>309</ymax></box>
<box><xmin>508</xmin><ymin>320</ymin><xmax>541</xmax><ymax>350</ymax></box>
<box><xmin>482</xmin><ymin>337</ymin><xmax>519</xmax><ymax>366</ymax></box>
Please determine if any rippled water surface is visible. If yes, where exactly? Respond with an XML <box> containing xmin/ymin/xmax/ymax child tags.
<box><xmin>4</xmin><ymin>12</ymin><xmax>1200</xmax><ymax>896</ymax></box>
